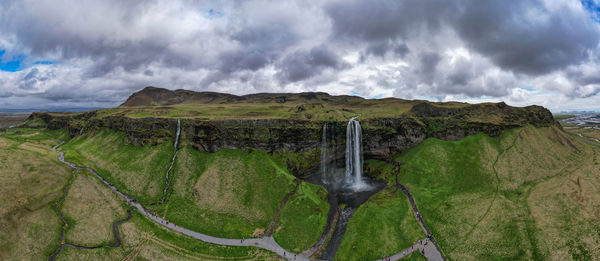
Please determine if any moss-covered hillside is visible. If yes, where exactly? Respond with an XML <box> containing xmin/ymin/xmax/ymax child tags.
<box><xmin>352</xmin><ymin>125</ymin><xmax>600</xmax><ymax>260</ymax></box>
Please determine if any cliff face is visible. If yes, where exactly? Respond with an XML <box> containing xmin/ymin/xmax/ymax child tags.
<box><xmin>26</xmin><ymin>100</ymin><xmax>556</xmax><ymax>162</ymax></box>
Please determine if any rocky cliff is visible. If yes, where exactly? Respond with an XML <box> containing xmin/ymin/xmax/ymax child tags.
<box><xmin>26</xmin><ymin>99</ymin><xmax>556</xmax><ymax>162</ymax></box>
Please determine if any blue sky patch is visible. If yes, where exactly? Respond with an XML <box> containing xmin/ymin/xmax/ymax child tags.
<box><xmin>581</xmin><ymin>0</ymin><xmax>600</xmax><ymax>22</ymax></box>
<box><xmin>0</xmin><ymin>50</ymin><xmax>26</xmax><ymax>72</ymax></box>
<box><xmin>0</xmin><ymin>49</ymin><xmax>55</xmax><ymax>72</ymax></box>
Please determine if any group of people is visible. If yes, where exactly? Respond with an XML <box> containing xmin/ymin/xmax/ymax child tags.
<box><xmin>282</xmin><ymin>251</ymin><xmax>296</xmax><ymax>260</ymax></box>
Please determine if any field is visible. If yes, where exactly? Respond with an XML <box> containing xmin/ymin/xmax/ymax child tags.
<box><xmin>62</xmin><ymin>171</ymin><xmax>128</xmax><ymax>246</ymax></box>
<box><xmin>94</xmin><ymin>98</ymin><xmax>421</xmax><ymax>121</ymax></box>
<box><xmin>161</xmin><ymin>145</ymin><xmax>329</xmax><ymax>245</ymax></box>
<box><xmin>273</xmin><ymin>181</ymin><xmax>330</xmax><ymax>252</ymax></box>
<box><xmin>60</xmin><ymin>129</ymin><xmax>175</xmax><ymax>204</ymax></box>
<box><xmin>0</xmin><ymin>129</ymin><xmax>291</xmax><ymax>260</ymax></box>
<box><xmin>0</xmin><ymin>129</ymin><xmax>71</xmax><ymax>260</ymax></box>
<box><xmin>335</xmin><ymin>188</ymin><xmax>424</xmax><ymax>260</ymax></box>
<box><xmin>54</xmin><ymin>128</ymin><xmax>330</xmax><ymax>249</ymax></box>
<box><xmin>56</xmin><ymin>211</ymin><xmax>280</xmax><ymax>261</ymax></box>
<box><xmin>376</xmin><ymin>125</ymin><xmax>600</xmax><ymax>260</ymax></box>
<box><xmin>553</xmin><ymin>114</ymin><xmax>576</xmax><ymax>120</ymax></box>
<box><xmin>2</xmin><ymin>117</ymin><xmax>600</xmax><ymax>260</ymax></box>
<box><xmin>0</xmin><ymin>114</ymin><xmax>29</xmax><ymax>128</ymax></box>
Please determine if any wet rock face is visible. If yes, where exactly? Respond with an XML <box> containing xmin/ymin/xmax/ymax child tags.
<box><xmin>362</xmin><ymin>118</ymin><xmax>426</xmax><ymax>160</ymax></box>
<box><xmin>186</xmin><ymin>119</ymin><xmax>323</xmax><ymax>153</ymax></box>
<box><xmin>28</xmin><ymin>102</ymin><xmax>556</xmax><ymax>158</ymax></box>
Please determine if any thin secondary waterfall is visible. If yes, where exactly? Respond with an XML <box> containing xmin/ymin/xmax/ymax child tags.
<box><xmin>345</xmin><ymin>116</ymin><xmax>366</xmax><ymax>189</ymax></box>
<box><xmin>320</xmin><ymin>122</ymin><xmax>342</xmax><ymax>185</ymax></box>
<box><xmin>321</xmin><ymin>122</ymin><xmax>328</xmax><ymax>184</ymax></box>
<box><xmin>155</xmin><ymin>119</ymin><xmax>181</xmax><ymax>205</ymax></box>
<box><xmin>174</xmin><ymin>119</ymin><xmax>181</xmax><ymax>149</ymax></box>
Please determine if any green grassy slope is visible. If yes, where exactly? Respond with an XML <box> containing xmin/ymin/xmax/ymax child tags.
<box><xmin>0</xmin><ymin>129</ymin><xmax>287</xmax><ymax>260</ymax></box>
<box><xmin>97</xmin><ymin>98</ymin><xmax>419</xmax><ymax>121</ymax></box>
<box><xmin>56</xmin><ymin>211</ymin><xmax>280</xmax><ymax>261</ymax></box>
<box><xmin>52</xmin><ymin>127</ymin><xmax>330</xmax><ymax>249</ymax></box>
<box><xmin>369</xmin><ymin>125</ymin><xmax>600</xmax><ymax>260</ymax></box>
<box><xmin>273</xmin><ymin>181</ymin><xmax>330</xmax><ymax>252</ymax></box>
<box><xmin>0</xmin><ymin>129</ymin><xmax>72</xmax><ymax>260</ymax></box>
<box><xmin>335</xmin><ymin>189</ymin><xmax>424</xmax><ymax>261</ymax></box>
<box><xmin>60</xmin><ymin>129</ymin><xmax>175</xmax><ymax>204</ymax></box>
<box><xmin>163</xmin><ymin>146</ymin><xmax>324</xmax><ymax>239</ymax></box>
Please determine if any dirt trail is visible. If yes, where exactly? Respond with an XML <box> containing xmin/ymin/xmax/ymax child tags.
<box><xmin>266</xmin><ymin>181</ymin><xmax>300</xmax><ymax>236</ymax></box>
<box><xmin>385</xmin><ymin>159</ymin><xmax>445</xmax><ymax>261</ymax></box>
<box><xmin>51</xmin><ymin>141</ymin><xmax>311</xmax><ymax>261</ymax></box>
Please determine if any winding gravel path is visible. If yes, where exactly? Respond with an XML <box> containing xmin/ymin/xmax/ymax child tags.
<box><xmin>51</xmin><ymin>141</ymin><xmax>310</xmax><ymax>261</ymax></box>
<box><xmin>52</xmin><ymin>135</ymin><xmax>445</xmax><ymax>261</ymax></box>
<box><xmin>397</xmin><ymin>184</ymin><xmax>445</xmax><ymax>261</ymax></box>
<box><xmin>386</xmin><ymin>160</ymin><xmax>445</xmax><ymax>261</ymax></box>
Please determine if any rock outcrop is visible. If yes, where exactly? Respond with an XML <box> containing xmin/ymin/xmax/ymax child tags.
<box><xmin>27</xmin><ymin>99</ymin><xmax>555</xmax><ymax>161</ymax></box>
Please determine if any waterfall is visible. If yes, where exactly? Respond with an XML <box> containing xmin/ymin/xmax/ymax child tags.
<box><xmin>155</xmin><ymin>119</ymin><xmax>181</xmax><ymax>205</ymax></box>
<box><xmin>174</xmin><ymin>119</ymin><xmax>181</xmax><ymax>149</ymax></box>
<box><xmin>319</xmin><ymin>117</ymin><xmax>368</xmax><ymax>190</ymax></box>
<box><xmin>345</xmin><ymin>116</ymin><xmax>367</xmax><ymax>190</ymax></box>
<box><xmin>321</xmin><ymin>122</ymin><xmax>328</xmax><ymax>184</ymax></box>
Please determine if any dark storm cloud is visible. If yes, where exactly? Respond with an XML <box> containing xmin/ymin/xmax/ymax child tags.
<box><xmin>418</xmin><ymin>52</ymin><xmax>441</xmax><ymax>83</ymax></box>
<box><xmin>452</xmin><ymin>0</ymin><xmax>600</xmax><ymax>75</ymax></box>
<box><xmin>326</xmin><ymin>0</ymin><xmax>451</xmax><ymax>42</ymax></box>
<box><xmin>218</xmin><ymin>50</ymin><xmax>270</xmax><ymax>73</ymax></box>
<box><xmin>361</xmin><ymin>41</ymin><xmax>410</xmax><ymax>61</ymax></box>
<box><xmin>276</xmin><ymin>46</ymin><xmax>348</xmax><ymax>83</ymax></box>
<box><xmin>1</xmin><ymin>0</ymin><xmax>200</xmax><ymax>78</ymax></box>
<box><xmin>216</xmin><ymin>22</ymin><xmax>300</xmax><ymax>73</ymax></box>
<box><xmin>1</xmin><ymin>0</ymin><xmax>600</xmax><ymax>109</ymax></box>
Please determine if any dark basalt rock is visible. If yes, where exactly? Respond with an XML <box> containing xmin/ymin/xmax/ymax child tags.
<box><xmin>26</xmin><ymin>101</ymin><xmax>556</xmax><ymax>162</ymax></box>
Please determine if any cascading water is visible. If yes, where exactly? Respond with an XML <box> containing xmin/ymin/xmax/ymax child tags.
<box><xmin>321</xmin><ymin>122</ymin><xmax>328</xmax><ymax>184</ymax></box>
<box><xmin>320</xmin><ymin>122</ymin><xmax>343</xmax><ymax>185</ymax></box>
<box><xmin>319</xmin><ymin>117</ymin><xmax>368</xmax><ymax>190</ymax></box>
<box><xmin>314</xmin><ymin>117</ymin><xmax>383</xmax><ymax>259</ymax></box>
<box><xmin>174</xmin><ymin>119</ymin><xmax>181</xmax><ymax>149</ymax></box>
<box><xmin>154</xmin><ymin>119</ymin><xmax>181</xmax><ymax>205</ymax></box>
<box><xmin>345</xmin><ymin>116</ymin><xmax>367</xmax><ymax>190</ymax></box>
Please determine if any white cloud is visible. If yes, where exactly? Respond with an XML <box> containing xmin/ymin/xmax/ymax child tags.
<box><xmin>0</xmin><ymin>0</ymin><xmax>599</xmax><ymax>111</ymax></box>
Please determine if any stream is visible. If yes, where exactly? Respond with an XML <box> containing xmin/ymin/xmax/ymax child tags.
<box><xmin>48</xmin><ymin>142</ymin><xmax>135</xmax><ymax>261</ymax></box>
<box><xmin>51</xmin><ymin>141</ymin><xmax>310</xmax><ymax>261</ymax></box>
<box><xmin>152</xmin><ymin>119</ymin><xmax>181</xmax><ymax>205</ymax></box>
<box><xmin>48</xmin><ymin>116</ymin><xmax>444</xmax><ymax>261</ymax></box>
<box><xmin>303</xmin><ymin>167</ymin><xmax>386</xmax><ymax>260</ymax></box>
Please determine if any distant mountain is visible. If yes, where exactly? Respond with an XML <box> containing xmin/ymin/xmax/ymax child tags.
<box><xmin>119</xmin><ymin>86</ymin><xmax>362</xmax><ymax>107</ymax></box>
<box><xmin>0</xmin><ymin>107</ymin><xmax>104</xmax><ymax>114</ymax></box>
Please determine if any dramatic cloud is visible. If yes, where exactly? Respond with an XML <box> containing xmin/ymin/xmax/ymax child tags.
<box><xmin>0</xmin><ymin>0</ymin><xmax>600</xmax><ymax>111</ymax></box>
<box><xmin>276</xmin><ymin>46</ymin><xmax>348</xmax><ymax>83</ymax></box>
<box><xmin>453</xmin><ymin>0</ymin><xmax>600</xmax><ymax>75</ymax></box>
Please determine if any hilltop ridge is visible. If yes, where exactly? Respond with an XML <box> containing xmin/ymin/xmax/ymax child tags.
<box><xmin>120</xmin><ymin>86</ymin><xmax>360</xmax><ymax>107</ymax></box>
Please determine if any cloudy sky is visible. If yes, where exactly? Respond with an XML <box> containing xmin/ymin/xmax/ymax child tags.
<box><xmin>1</xmin><ymin>0</ymin><xmax>600</xmax><ymax>112</ymax></box>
